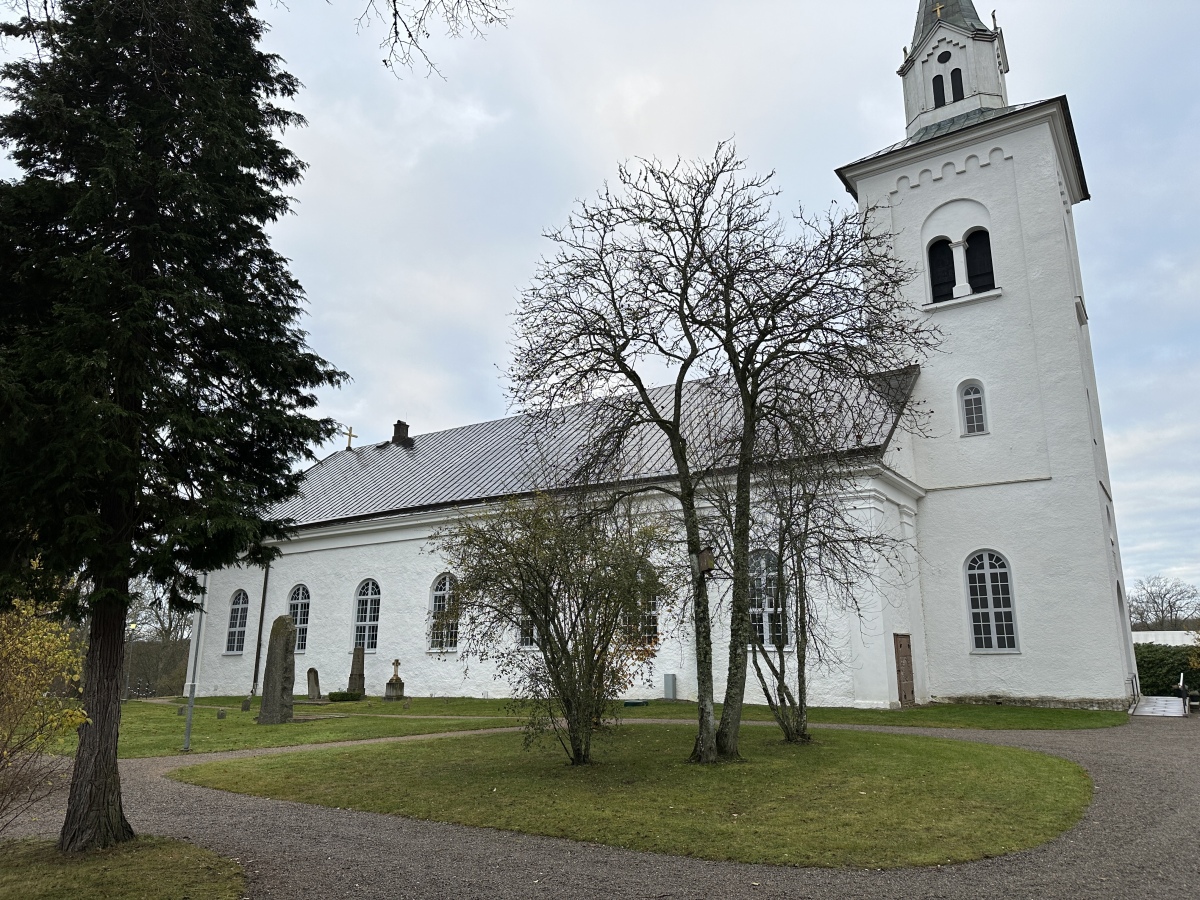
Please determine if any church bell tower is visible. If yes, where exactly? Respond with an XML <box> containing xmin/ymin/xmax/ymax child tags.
<box><xmin>899</xmin><ymin>0</ymin><xmax>1010</xmax><ymax>137</ymax></box>
<box><xmin>834</xmin><ymin>1</ymin><xmax>1139</xmax><ymax>709</ymax></box>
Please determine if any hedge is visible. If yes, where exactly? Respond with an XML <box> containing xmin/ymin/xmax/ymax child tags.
<box><xmin>1134</xmin><ymin>642</ymin><xmax>1200</xmax><ymax>696</ymax></box>
<box><xmin>327</xmin><ymin>691</ymin><xmax>363</xmax><ymax>703</ymax></box>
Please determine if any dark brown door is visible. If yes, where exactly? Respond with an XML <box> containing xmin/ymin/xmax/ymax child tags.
<box><xmin>894</xmin><ymin>634</ymin><xmax>915</xmax><ymax>708</ymax></box>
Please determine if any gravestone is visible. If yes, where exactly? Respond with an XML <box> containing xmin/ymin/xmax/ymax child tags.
<box><xmin>176</xmin><ymin>705</ymin><xmax>185</xmax><ymax>716</ymax></box>
<box><xmin>347</xmin><ymin>645</ymin><xmax>365</xmax><ymax>696</ymax></box>
<box><xmin>217</xmin><ymin>708</ymin><xmax>226</xmax><ymax>720</ymax></box>
<box><xmin>241</xmin><ymin>697</ymin><xmax>251</xmax><ymax>712</ymax></box>
<box><xmin>384</xmin><ymin>658</ymin><xmax>405</xmax><ymax>701</ymax></box>
<box><xmin>258</xmin><ymin>615</ymin><xmax>296</xmax><ymax>725</ymax></box>
<box><xmin>307</xmin><ymin>667</ymin><xmax>322</xmax><ymax>701</ymax></box>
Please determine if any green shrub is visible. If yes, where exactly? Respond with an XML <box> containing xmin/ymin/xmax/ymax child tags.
<box><xmin>327</xmin><ymin>691</ymin><xmax>362</xmax><ymax>703</ymax></box>
<box><xmin>1134</xmin><ymin>642</ymin><xmax>1200</xmax><ymax>696</ymax></box>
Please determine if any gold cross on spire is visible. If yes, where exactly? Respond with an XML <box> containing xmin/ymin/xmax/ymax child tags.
<box><xmin>344</xmin><ymin>425</ymin><xmax>358</xmax><ymax>449</ymax></box>
<box><xmin>934</xmin><ymin>2</ymin><xmax>945</xmax><ymax>18</ymax></box>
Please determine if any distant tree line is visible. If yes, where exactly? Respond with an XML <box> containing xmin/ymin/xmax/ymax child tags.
<box><xmin>1129</xmin><ymin>576</ymin><xmax>1200</xmax><ymax>632</ymax></box>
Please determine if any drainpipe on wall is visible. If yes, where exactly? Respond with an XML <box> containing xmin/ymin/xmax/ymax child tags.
<box><xmin>249</xmin><ymin>560</ymin><xmax>271</xmax><ymax>697</ymax></box>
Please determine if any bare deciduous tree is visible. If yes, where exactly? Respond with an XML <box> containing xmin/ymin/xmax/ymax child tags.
<box><xmin>1129</xmin><ymin>575</ymin><xmax>1200</xmax><ymax>631</ymax></box>
<box><xmin>734</xmin><ymin>407</ymin><xmax>913</xmax><ymax>744</ymax></box>
<box><xmin>430</xmin><ymin>492</ymin><xmax>674</xmax><ymax>765</ymax></box>
<box><xmin>509</xmin><ymin>141</ymin><xmax>937</xmax><ymax>761</ymax></box>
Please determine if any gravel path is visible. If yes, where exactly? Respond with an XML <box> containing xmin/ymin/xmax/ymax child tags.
<box><xmin>9</xmin><ymin>716</ymin><xmax>1198</xmax><ymax>899</ymax></box>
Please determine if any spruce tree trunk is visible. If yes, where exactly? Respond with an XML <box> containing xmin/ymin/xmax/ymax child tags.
<box><xmin>58</xmin><ymin>594</ymin><xmax>134</xmax><ymax>852</ymax></box>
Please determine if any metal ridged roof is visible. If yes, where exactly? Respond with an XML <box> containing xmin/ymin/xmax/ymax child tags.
<box><xmin>845</xmin><ymin>101</ymin><xmax>1041</xmax><ymax>170</ymax></box>
<box><xmin>275</xmin><ymin>371</ymin><xmax>918</xmax><ymax>530</ymax></box>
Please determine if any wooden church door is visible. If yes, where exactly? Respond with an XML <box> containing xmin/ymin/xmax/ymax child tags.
<box><xmin>893</xmin><ymin>634</ymin><xmax>915</xmax><ymax>708</ymax></box>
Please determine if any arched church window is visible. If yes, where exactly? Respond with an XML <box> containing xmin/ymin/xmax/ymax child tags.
<box><xmin>960</xmin><ymin>382</ymin><xmax>987</xmax><ymax>435</ymax></box>
<box><xmin>965</xmin><ymin>229</ymin><xmax>996</xmax><ymax>293</ymax></box>
<box><xmin>928</xmin><ymin>239</ymin><xmax>955</xmax><ymax>303</ymax></box>
<box><xmin>289</xmin><ymin>584</ymin><xmax>310</xmax><ymax>653</ymax></box>
<box><xmin>623</xmin><ymin>595</ymin><xmax>661</xmax><ymax>644</ymax></box>
<box><xmin>966</xmin><ymin>552</ymin><xmax>1018</xmax><ymax>651</ymax></box>
<box><xmin>225</xmin><ymin>589</ymin><xmax>249</xmax><ymax>653</ymax></box>
<box><xmin>951</xmin><ymin>68</ymin><xmax>965</xmax><ymax>102</ymax></box>
<box><xmin>749</xmin><ymin>549</ymin><xmax>786</xmax><ymax>647</ymax></box>
<box><xmin>354</xmin><ymin>579</ymin><xmax>381</xmax><ymax>651</ymax></box>
<box><xmin>932</xmin><ymin>74</ymin><xmax>946</xmax><ymax>108</ymax></box>
<box><xmin>429</xmin><ymin>573</ymin><xmax>459</xmax><ymax>651</ymax></box>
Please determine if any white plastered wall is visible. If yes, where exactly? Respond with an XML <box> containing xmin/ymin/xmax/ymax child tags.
<box><xmin>851</xmin><ymin>113</ymin><xmax>1136</xmax><ymax>705</ymax></box>
<box><xmin>190</xmin><ymin>472</ymin><xmax>927</xmax><ymax>710</ymax></box>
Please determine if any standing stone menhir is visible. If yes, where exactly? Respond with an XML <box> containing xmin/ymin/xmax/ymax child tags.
<box><xmin>258</xmin><ymin>615</ymin><xmax>296</xmax><ymax>725</ymax></box>
<box><xmin>347</xmin><ymin>645</ymin><xmax>365</xmax><ymax>696</ymax></box>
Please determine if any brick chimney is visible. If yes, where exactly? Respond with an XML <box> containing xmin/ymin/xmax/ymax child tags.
<box><xmin>391</xmin><ymin>420</ymin><xmax>415</xmax><ymax>449</ymax></box>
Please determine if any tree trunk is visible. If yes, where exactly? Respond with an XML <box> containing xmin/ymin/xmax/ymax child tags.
<box><xmin>58</xmin><ymin>595</ymin><xmax>134</xmax><ymax>852</ymax></box>
<box><xmin>716</xmin><ymin>448</ymin><xmax>755</xmax><ymax>760</ymax></box>
<box><xmin>679</xmin><ymin>486</ymin><xmax>718</xmax><ymax>764</ymax></box>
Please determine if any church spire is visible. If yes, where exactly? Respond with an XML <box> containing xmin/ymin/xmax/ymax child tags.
<box><xmin>911</xmin><ymin>0</ymin><xmax>991</xmax><ymax>55</ymax></box>
<box><xmin>899</xmin><ymin>0</ymin><xmax>1010</xmax><ymax>138</ymax></box>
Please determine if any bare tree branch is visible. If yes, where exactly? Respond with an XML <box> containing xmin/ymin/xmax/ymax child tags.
<box><xmin>353</xmin><ymin>0</ymin><xmax>510</xmax><ymax>76</ymax></box>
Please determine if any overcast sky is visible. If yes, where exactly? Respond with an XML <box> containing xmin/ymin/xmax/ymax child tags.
<box><xmin>4</xmin><ymin>1</ymin><xmax>1198</xmax><ymax>586</ymax></box>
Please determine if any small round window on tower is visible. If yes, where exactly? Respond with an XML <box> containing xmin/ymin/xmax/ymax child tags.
<box><xmin>938</xmin><ymin>50</ymin><xmax>952</xmax><ymax>64</ymax></box>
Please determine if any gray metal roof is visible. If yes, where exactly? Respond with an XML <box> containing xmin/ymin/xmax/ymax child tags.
<box><xmin>846</xmin><ymin>101</ymin><xmax>1041</xmax><ymax>169</ymax></box>
<box><xmin>274</xmin><ymin>370</ymin><xmax>919</xmax><ymax>530</ymax></box>
<box><xmin>835</xmin><ymin>98</ymin><xmax>1093</xmax><ymax>202</ymax></box>
<box><xmin>911</xmin><ymin>0</ymin><xmax>991</xmax><ymax>53</ymax></box>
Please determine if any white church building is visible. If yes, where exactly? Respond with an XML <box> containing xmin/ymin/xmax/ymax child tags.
<box><xmin>188</xmin><ymin>0</ymin><xmax>1138</xmax><ymax>711</ymax></box>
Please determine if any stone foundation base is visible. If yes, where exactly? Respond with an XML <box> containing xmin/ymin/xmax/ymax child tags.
<box><xmin>930</xmin><ymin>694</ymin><xmax>1132</xmax><ymax>712</ymax></box>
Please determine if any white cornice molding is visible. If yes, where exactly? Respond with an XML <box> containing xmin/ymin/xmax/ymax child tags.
<box><xmin>839</xmin><ymin>97</ymin><xmax>1088</xmax><ymax>205</ymax></box>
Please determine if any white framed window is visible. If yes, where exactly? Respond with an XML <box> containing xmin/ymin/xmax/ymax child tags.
<box><xmin>518</xmin><ymin>615</ymin><xmax>537</xmax><ymax>649</ymax></box>
<box><xmin>966</xmin><ymin>551</ymin><xmax>1018</xmax><ymax>651</ymax></box>
<box><xmin>289</xmin><ymin>584</ymin><xmax>310</xmax><ymax>653</ymax></box>
<box><xmin>354</xmin><ymin>579</ymin><xmax>381</xmax><ymax>651</ymax></box>
<box><xmin>623</xmin><ymin>596</ymin><xmax>660</xmax><ymax>644</ymax></box>
<box><xmin>429</xmin><ymin>573</ymin><xmax>459</xmax><ymax>651</ymax></box>
<box><xmin>959</xmin><ymin>381</ymin><xmax>988</xmax><ymax>435</ymax></box>
<box><xmin>225</xmin><ymin>589</ymin><xmax>249</xmax><ymax>653</ymax></box>
<box><xmin>749</xmin><ymin>549</ymin><xmax>786</xmax><ymax>646</ymax></box>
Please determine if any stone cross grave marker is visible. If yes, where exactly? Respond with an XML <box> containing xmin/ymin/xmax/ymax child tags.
<box><xmin>384</xmin><ymin>657</ymin><xmax>405</xmax><ymax>701</ymax></box>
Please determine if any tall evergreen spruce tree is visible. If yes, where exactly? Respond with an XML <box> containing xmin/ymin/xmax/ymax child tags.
<box><xmin>0</xmin><ymin>0</ymin><xmax>345</xmax><ymax>851</ymax></box>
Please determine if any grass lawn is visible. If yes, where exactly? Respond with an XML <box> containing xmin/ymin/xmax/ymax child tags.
<box><xmin>182</xmin><ymin>695</ymin><xmax>1127</xmax><ymax>730</ymax></box>
<box><xmin>56</xmin><ymin>700</ymin><xmax>514</xmax><ymax>758</ymax></box>
<box><xmin>173</xmin><ymin>724</ymin><xmax>1092</xmax><ymax>868</ymax></box>
<box><xmin>185</xmin><ymin>694</ymin><xmax>520</xmax><ymax>718</ymax></box>
<box><xmin>620</xmin><ymin>700</ymin><xmax>1129</xmax><ymax>730</ymax></box>
<box><xmin>0</xmin><ymin>837</ymin><xmax>243</xmax><ymax>900</ymax></box>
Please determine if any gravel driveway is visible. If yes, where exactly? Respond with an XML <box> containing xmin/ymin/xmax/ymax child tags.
<box><xmin>9</xmin><ymin>716</ymin><xmax>1198</xmax><ymax>899</ymax></box>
